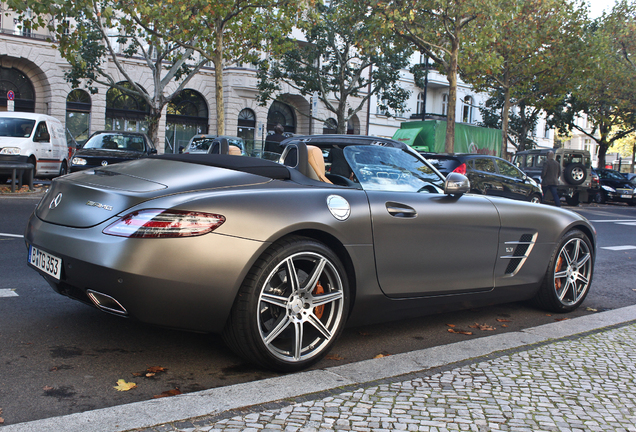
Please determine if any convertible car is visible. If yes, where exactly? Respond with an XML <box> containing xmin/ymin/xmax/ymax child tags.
<box><xmin>25</xmin><ymin>135</ymin><xmax>596</xmax><ymax>371</ymax></box>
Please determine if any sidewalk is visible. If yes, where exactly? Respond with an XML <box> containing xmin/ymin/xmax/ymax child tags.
<box><xmin>6</xmin><ymin>305</ymin><xmax>636</xmax><ymax>432</ymax></box>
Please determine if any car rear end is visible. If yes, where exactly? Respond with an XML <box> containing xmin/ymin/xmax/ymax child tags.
<box><xmin>420</xmin><ymin>153</ymin><xmax>465</xmax><ymax>176</ymax></box>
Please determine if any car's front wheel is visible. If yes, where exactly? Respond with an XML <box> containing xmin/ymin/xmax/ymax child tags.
<box><xmin>223</xmin><ymin>236</ymin><xmax>349</xmax><ymax>371</ymax></box>
<box><xmin>531</xmin><ymin>229</ymin><xmax>593</xmax><ymax>313</ymax></box>
<box><xmin>529</xmin><ymin>193</ymin><xmax>542</xmax><ymax>204</ymax></box>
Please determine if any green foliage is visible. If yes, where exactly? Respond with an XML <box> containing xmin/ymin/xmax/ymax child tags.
<box><xmin>478</xmin><ymin>90</ymin><xmax>541</xmax><ymax>152</ymax></box>
<box><xmin>257</xmin><ymin>0</ymin><xmax>412</xmax><ymax>133</ymax></box>
<box><xmin>546</xmin><ymin>2</ymin><xmax>636</xmax><ymax>167</ymax></box>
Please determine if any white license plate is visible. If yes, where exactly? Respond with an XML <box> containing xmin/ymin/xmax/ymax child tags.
<box><xmin>28</xmin><ymin>246</ymin><xmax>62</xmax><ymax>280</ymax></box>
<box><xmin>621</xmin><ymin>194</ymin><xmax>632</xmax><ymax>199</ymax></box>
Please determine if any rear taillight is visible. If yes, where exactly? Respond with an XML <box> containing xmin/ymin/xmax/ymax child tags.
<box><xmin>103</xmin><ymin>209</ymin><xmax>225</xmax><ymax>238</ymax></box>
<box><xmin>452</xmin><ymin>163</ymin><xmax>467</xmax><ymax>175</ymax></box>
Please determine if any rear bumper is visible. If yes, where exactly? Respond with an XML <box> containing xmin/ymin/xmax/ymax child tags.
<box><xmin>25</xmin><ymin>213</ymin><xmax>268</xmax><ymax>333</ymax></box>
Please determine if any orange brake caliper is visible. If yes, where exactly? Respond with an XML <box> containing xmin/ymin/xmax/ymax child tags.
<box><xmin>555</xmin><ymin>256</ymin><xmax>563</xmax><ymax>291</ymax></box>
<box><xmin>313</xmin><ymin>282</ymin><xmax>325</xmax><ymax>319</ymax></box>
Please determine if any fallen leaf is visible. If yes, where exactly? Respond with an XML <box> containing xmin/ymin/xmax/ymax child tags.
<box><xmin>448</xmin><ymin>328</ymin><xmax>473</xmax><ymax>335</ymax></box>
<box><xmin>373</xmin><ymin>353</ymin><xmax>390</xmax><ymax>359</ymax></box>
<box><xmin>469</xmin><ymin>323</ymin><xmax>496</xmax><ymax>331</ymax></box>
<box><xmin>153</xmin><ymin>388</ymin><xmax>182</xmax><ymax>399</ymax></box>
<box><xmin>145</xmin><ymin>373</ymin><xmax>156</xmax><ymax>377</ymax></box>
<box><xmin>114</xmin><ymin>379</ymin><xmax>137</xmax><ymax>392</ymax></box>
<box><xmin>43</xmin><ymin>386</ymin><xmax>54</xmax><ymax>391</ymax></box>
<box><xmin>146</xmin><ymin>366</ymin><xmax>167</xmax><ymax>374</ymax></box>
<box><xmin>132</xmin><ymin>372</ymin><xmax>143</xmax><ymax>377</ymax></box>
<box><xmin>502</xmin><ymin>324</ymin><xmax>508</xmax><ymax>328</ymax></box>
<box><xmin>358</xmin><ymin>331</ymin><xmax>370</xmax><ymax>336</ymax></box>
<box><xmin>325</xmin><ymin>354</ymin><xmax>344</xmax><ymax>361</ymax></box>
<box><xmin>496</xmin><ymin>318</ymin><xmax>511</xmax><ymax>322</ymax></box>
<box><xmin>586</xmin><ymin>307</ymin><xmax>598</xmax><ymax>312</ymax></box>
<box><xmin>446</xmin><ymin>324</ymin><xmax>456</xmax><ymax>328</ymax></box>
<box><xmin>555</xmin><ymin>318</ymin><xmax>569</xmax><ymax>322</ymax></box>
<box><xmin>546</xmin><ymin>314</ymin><xmax>552</xmax><ymax>316</ymax></box>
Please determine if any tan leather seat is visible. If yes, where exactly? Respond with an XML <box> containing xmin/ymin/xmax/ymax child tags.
<box><xmin>228</xmin><ymin>145</ymin><xmax>242</xmax><ymax>155</ymax></box>
<box><xmin>307</xmin><ymin>145</ymin><xmax>332</xmax><ymax>183</ymax></box>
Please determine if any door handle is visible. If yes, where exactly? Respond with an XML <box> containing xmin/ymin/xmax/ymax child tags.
<box><xmin>386</xmin><ymin>202</ymin><xmax>417</xmax><ymax>218</ymax></box>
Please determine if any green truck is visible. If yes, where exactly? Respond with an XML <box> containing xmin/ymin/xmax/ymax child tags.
<box><xmin>392</xmin><ymin>120</ymin><xmax>502</xmax><ymax>156</ymax></box>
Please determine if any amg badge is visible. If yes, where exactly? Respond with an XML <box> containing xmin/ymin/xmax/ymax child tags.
<box><xmin>86</xmin><ymin>200</ymin><xmax>113</xmax><ymax>211</ymax></box>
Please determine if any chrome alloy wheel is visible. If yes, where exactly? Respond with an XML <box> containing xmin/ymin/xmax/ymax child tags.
<box><xmin>571</xmin><ymin>167</ymin><xmax>585</xmax><ymax>182</ymax></box>
<box><xmin>553</xmin><ymin>237</ymin><xmax>592</xmax><ymax>306</ymax></box>
<box><xmin>257</xmin><ymin>251</ymin><xmax>345</xmax><ymax>363</ymax></box>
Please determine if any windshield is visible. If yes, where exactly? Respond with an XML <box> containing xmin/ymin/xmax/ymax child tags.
<box><xmin>0</xmin><ymin>118</ymin><xmax>36</xmax><ymax>138</ymax></box>
<box><xmin>83</xmin><ymin>133</ymin><xmax>147</xmax><ymax>152</ymax></box>
<box><xmin>344</xmin><ymin>145</ymin><xmax>444</xmax><ymax>192</ymax></box>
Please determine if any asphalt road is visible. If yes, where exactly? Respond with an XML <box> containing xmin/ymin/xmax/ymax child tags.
<box><xmin>1</xmin><ymin>194</ymin><xmax>635</xmax><ymax>426</ymax></box>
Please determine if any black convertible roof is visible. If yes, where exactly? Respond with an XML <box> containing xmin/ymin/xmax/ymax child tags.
<box><xmin>151</xmin><ymin>153</ymin><xmax>291</xmax><ymax>180</ymax></box>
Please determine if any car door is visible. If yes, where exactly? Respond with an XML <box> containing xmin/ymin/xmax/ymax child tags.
<box><xmin>367</xmin><ymin>191</ymin><xmax>500</xmax><ymax>297</ymax></box>
<box><xmin>494</xmin><ymin>158</ymin><xmax>532</xmax><ymax>201</ymax></box>
<box><xmin>342</xmin><ymin>145</ymin><xmax>501</xmax><ymax>299</ymax></box>
<box><xmin>33</xmin><ymin>121</ymin><xmax>56</xmax><ymax>174</ymax></box>
<box><xmin>473</xmin><ymin>157</ymin><xmax>504</xmax><ymax>197</ymax></box>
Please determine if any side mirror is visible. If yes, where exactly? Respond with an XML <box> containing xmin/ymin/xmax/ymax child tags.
<box><xmin>444</xmin><ymin>172</ymin><xmax>470</xmax><ymax>196</ymax></box>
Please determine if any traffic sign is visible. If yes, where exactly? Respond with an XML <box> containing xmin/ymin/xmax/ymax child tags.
<box><xmin>7</xmin><ymin>90</ymin><xmax>15</xmax><ymax>101</ymax></box>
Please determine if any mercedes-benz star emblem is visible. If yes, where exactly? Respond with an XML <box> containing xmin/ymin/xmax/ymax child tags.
<box><xmin>101</xmin><ymin>160</ymin><xmax>109</xmax><ymax>166</ymax></box>
<box><xmin>49</xmin><ymin>193</ymin><xmax>63</xmax><ymax>209</ymax></box>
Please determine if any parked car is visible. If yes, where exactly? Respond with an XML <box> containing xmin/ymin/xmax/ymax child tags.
<box><xmin>183</xmin><ymin>135</ymin><xmax>245</xmax><ymax>155</ymax></box>
<box><xmin>26</xmin><ymin>135</ymin><xmax>596</xmax><ymax>372</ymax></box>
<box><xmin>0</xmin><ymin>112</ymin><xmax>69</xmax><ymax>179</ymax></box>
<box><xmin>512</xmin><ymin>148</ymin><xmax>593</xmax><ymax>206</ymax></box>
<box><xmin>588</xmin><ymin>168</ymin><xmax>636</xmax><ymax>205</ymax></box>
<box><xmin>422</xmin><ymin>153</ymin><xmax>543</xmax><ymax>203</ymax></box>
<box><xmin>70</xmin><ymin>131</ymin><xmax>156</xmax><ymax>172</ymax></box>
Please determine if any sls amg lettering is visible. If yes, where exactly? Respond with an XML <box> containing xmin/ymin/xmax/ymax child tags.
<box><xmin>86</xmin><ymin>200</ymin><xmax>113</xmax><ymax>211</ymax></box>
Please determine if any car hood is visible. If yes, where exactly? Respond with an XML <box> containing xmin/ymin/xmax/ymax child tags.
<box><xmin>600</xmin><ymin>179</ymin><xmax>634</xmax><ymax>189</ymax></box>
<box><xmin>74</xmin><ymin>148</ymin><xmax>146</xmax><ymax>159</ymax></box>
<box><xmin>35</xmin><ymin>158</ymin><xmax>273</xmax><ymax>228</ymax></box>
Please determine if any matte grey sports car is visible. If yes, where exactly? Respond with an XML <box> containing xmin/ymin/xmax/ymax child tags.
<box><xmin>25</xmin><ymin>135</ymin><xmax>596</xmax><ymax>371</ymax></box>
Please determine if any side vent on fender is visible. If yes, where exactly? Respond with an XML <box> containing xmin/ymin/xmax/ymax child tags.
<box><xmin>501</xmin><ymin>233</ymin><xmax>538</xmax><ymax>277</ymax></box>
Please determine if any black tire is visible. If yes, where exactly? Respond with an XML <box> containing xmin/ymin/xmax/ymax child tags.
<box><xmin>529</xmin><ymin>193</ymin><xmax>542</xmax><ymax>204</ymax></box>
<box><xmin>593</xmin><ymin>191</ymin><xmax>605</xmax><ymax>204</ymax></box>
<box><xmin>58</xmin><ymin>161</ymin><xmax>68</xmax><ymax>177</ymax></box>
<box><xmin>223</xmin><ymin>236</ymin><xmax>350</xmax><ymax>372</ymax></box>
<box><xmin>530</xmin><ymin>229</ymin><xmax>593</xmax><ymax>313</ymax></box>
<box><xmin>563</xmin><ymin>163</ymin><xmax>587</xmax><ymax>185</ymax></box>
<box><xmin>565</xmin><ymin>193</ymin><xmax>580</xmax><ymax>206</ymax></box>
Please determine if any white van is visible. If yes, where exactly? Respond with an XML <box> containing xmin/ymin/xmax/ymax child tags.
<box><xmin>0</xmin><ymin>112</ymin><xmax>69</xmax><ymax>177</ymax></box>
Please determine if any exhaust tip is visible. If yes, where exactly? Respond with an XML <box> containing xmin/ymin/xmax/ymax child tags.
<box><xmin>87</xmin><ymin>290</ymin><xmax>128</xmax><ymax>316</ymax></box>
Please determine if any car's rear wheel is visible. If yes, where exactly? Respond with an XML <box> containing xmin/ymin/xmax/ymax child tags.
<box><xmin>565</xmin><ymin>193</ymin><xmax>580</xmax><ymax>206</ymax></box>
<box><xmin>223</xmin><ymin>236</ymin><xmax>349</xmax><ymax>371</ymax></box>
<box><xmin>531</xmin><ymin>229</ymin><xmax>593</xmax><ymax>313</ymax></box>
<box><xmin>592</xmin><ymin>191</ymin><xmax>605</xmax><ymax>204</ymax></box>
<box><xmin>58</xmin><ymin>161</ymin><xmax>68</xmax><ymax>177</ymax></box>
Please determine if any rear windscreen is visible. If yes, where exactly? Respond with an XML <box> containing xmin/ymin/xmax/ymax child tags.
<box><xmin>421</xmin><ymin>156</ymin><xmax>460</xmax><ymax>174</ymax></box>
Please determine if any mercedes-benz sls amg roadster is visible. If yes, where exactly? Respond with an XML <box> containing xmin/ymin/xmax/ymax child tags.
<box><xmin>25</xmin><ymin>135</ymin><xmax>596</xmax><ymax>371</ymax></box>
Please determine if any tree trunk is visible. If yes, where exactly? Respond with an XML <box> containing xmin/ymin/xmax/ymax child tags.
<box><xmin>147</xmin><ymin>109</ymin><xmax>161</xmax><ymax>150</ymax></box>
<box><xmin>444</xmin><ymin>39</ymin><xmax>459</xmax><ymax>154</ymax></box>
<box><xmin>501</xmin><ymin>86</ymin><xmax>511</xmax><ymax>160</ymax></box>
<box><xmin>214</xmin><ymin>29</ymin><xmax>225</xmax><ymax>136</ymax></box>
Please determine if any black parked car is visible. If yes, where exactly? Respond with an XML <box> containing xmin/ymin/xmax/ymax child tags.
<box><xmin>422</xmin><ymin>153</ymin><xmax>543</xmax><ymax>203</ymax></box>
<box><xmin>70</xmin><ymin>131</ymin><xmax>156</xmax><ymax>172</ymax></box>
<box><xmin>589</xmin><ymin>168</ymin><xmax>636</xmax><ymax>205</ymax></box>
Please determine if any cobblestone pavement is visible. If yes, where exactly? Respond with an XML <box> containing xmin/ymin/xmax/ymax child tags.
<box><xmin>133</xmin><ymin>323</ymin><xmax>636</xmax><ymax>432</ymax></box>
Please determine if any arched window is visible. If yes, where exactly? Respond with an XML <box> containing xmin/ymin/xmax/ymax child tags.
<box><xmin>323</xmin><ymin>118</ymin><xmax>337</xmax><ymax>134</ymax></box>
<box><xmin>66</xmin><ymin>89</ymin><xmax>91</xmax><ymax>147</ymax></box>
<box><xmin>416</xmin><ymin>92</ymin><xmax>425</xmax><ymax>115</ymax></box>
<box><xmin>106</xmin><ymin>82</ymin><xmax>150</xmax><ymax>133</ymax></box>
<box><xmin>441</xmin><ymin>94</ymin><xmax>448</xmax><ymax>117</ymax></box>
<box><xmin>237</xmin><ymin>108</ymin><xmax>256</xmax><ymax>149</ymax></box>
<box><xmin>0</xmin><ymin>67</ymin><xmax>35</xmax><ymax>112</ymax></box>
<box><xmin>165</xmin><ymin>89</ymin><xmax>208</xmax><ymax>154</ymax></box>
<box><xmin>463</xmin><ymin>95</ymin><xmax>473</xmax><ymax>123</ymax></box>
<box><xmin>267</xmin><ymin>101</ymin><xmax>296</xmax><ymax>134</ymax></box>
